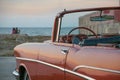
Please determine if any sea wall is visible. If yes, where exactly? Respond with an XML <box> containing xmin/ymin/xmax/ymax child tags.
<box><xmin>0</xmin><ymin>34</ymin><xmax>51</xmax><ymax>56</ymax></box>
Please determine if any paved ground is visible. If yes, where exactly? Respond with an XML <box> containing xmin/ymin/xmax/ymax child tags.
<box><xmin>0</xmin><ymin>57</ymin><xmax>16</xmax><ymax>80</ymax></box>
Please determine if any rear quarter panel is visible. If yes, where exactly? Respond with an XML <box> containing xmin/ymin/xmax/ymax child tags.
<box><xmin>66</xmin><ymin>46</ymin><xmax>120</xmax><ymax>80</ymax></box>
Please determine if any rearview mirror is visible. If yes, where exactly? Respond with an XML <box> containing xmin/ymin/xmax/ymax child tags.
<box><xmin>90</xmin><ymin>15</ymin><xmax>114</xmax><ymax>21</ymax></box>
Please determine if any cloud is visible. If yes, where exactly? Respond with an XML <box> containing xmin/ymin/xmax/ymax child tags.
<box><xmin>0</xmin><ymin>0</ymin><xmax>61</xmax><ymax>15</ymax></box>
<box><xmin>0</xmin><ymin>0</ymin><xmax>119</xmax><ymax>28</ymax></box>
<box><xmin>61</xmin><ymin>0</ymin><xmax>119</xmax><ymax>9</ymax></box>
<box><xmin>0</xmin><ymin>0</ymin><xmax>119</xmax><ymax>16</ymax></box>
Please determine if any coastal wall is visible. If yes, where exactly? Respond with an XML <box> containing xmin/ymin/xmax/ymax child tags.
<box><xmin>0</xmin><ymin>34</ymin><xmax>51</xmax><ymax>56</ymax></box>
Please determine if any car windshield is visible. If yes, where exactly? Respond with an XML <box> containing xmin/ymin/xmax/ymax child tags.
<box><xmin>59</xmin><ymin>9</ymin><xmax>120</xmax><ymax>47</ymax></box>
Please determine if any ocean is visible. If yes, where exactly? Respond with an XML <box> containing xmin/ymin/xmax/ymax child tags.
<box><xmin>0</xmin><ymin>27</ymin><xmax>74</xmax><ymax>36</ymax></box>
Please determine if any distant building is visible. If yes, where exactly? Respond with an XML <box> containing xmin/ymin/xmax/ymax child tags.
<box><xmin>79</xmin><ymin>10</ymin><xmax>120</xmax><ymax>35</ymax></box>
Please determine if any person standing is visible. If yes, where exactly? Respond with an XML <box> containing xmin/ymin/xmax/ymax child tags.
<box><xmin>12</xmin><ymin>28</ymin><xmax>16</xmax><ymax>34</ymax></box>
<box><xmin>15</xmin><ymin>27</ymin><xmax>18</xmax><ymax>34</ymax></box>
<box><xmin>18</xmin><ymin>28</ymin><xmax>20</xmax><ymax>34</ymax></box>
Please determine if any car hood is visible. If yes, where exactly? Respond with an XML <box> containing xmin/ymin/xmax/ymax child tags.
<box><xmin>14</xmin><ymin>43</ymin><xmax>43</xmax><ymax>59</ymax></box>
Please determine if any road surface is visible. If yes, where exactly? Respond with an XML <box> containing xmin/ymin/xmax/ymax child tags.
<box><xmin>0</xmin><ymin>57</ymin><xmax>16</xmax><ymax>80</ymax></box>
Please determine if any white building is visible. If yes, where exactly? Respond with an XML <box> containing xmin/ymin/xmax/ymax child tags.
<box><xmin>79</xmin><ymin>10</ymin><xmax>120</xmax><ymax>35</ymax></box>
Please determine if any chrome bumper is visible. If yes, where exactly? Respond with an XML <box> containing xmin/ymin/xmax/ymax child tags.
<box><xmin>13</xmin><ymin>70</ymin><xmax>19</xmax><ymax>80</ymax></box>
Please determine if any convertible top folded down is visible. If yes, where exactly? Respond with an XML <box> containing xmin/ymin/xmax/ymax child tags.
<box><xmin>83</xmin><ymin>36</ymin><xmax>120</xmax><ymax>46</ymax></box>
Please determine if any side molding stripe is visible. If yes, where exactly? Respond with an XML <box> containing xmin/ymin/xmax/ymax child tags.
<box><xmin>16</xmin><ymin>57</ymin><xmax>95</xmax><ymax>80</ymax></box>
<box><xmin>73</xmin><ymin>65</ymin><xmax>120</xmax><ymax>74</ymax></box>
<box><xmin>16</xmin><ymin>57</ymin><xmax>64</xmax><ymax>71</ymax></box>
<box><xmin>64</xmin><ymin>69</ymin><xmax>95</xmax><ymax>80</ymax></box>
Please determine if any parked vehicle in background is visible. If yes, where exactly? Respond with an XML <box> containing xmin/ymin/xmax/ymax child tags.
<box><xmin>13</xmin><ymin>6</ymin><xmax>120</xmax><ymax>80</ymax></box>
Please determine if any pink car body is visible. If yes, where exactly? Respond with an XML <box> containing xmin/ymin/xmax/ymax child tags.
<box><xmin>13</xmin><ymin>7</ymin><xmax>120</xmax><ymax>80</ymax></box>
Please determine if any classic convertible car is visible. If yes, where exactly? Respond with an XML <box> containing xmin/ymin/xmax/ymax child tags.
<box><xmin>13</xmin><ymin>7</ymin><xmax>120</xmax><ymax>80</ymax></box>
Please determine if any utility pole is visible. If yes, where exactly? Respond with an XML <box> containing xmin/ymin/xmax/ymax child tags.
<box><xmin>119</xmin><ymin>0</ymin><xmax>120</xmax><ymax>6</ymax></box>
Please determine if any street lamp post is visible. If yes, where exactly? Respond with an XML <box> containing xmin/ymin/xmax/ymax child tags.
<box><xmin>119</xmin><ymin>0</ymin><xmax>120</xmax><ymax>6</ymax></box>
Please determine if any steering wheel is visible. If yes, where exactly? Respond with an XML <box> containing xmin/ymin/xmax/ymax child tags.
<box><xmin>66</xmin><ymin>27</ymin><xmax>98</xmax><ymax>43</ymax></box>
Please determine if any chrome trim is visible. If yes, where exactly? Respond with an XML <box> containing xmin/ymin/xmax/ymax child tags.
<box><xmin>73</xmin><ymin>65</ymin><xmax>120</xmax><ymax>74</ymax></box>
<box><xmin>61</xmin><ymin>49</ymin><xmax>68</xmax><ymax>54</ymax></box>
<box><xmin>16</xmin><ymin>57</ymin><xmax>64</xmax><ymax>71</ymax></box>
<box><xmin>12</xmin><ymin>70</ymin><xmax>19</xmax><ymax>80</ymax></box>
<box><xmin>56</xmin><ymin>17</ymin><xmax>62</xmax><ymax>42</ymax></box>
<box><xmin>64</xmin><ymin>69</ymin><xmax>95</xmax><ymax>80</ymax></box>
<box><xmin>16</xmin><ymin>57</ymin><xmax>95</xmax><ymax>80</ymax></box>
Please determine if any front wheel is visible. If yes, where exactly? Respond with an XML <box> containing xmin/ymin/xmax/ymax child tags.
<box><xmin>24</xmin><ymin>71</ymin><xmax>30</xmax><ymax>80</ymax></box>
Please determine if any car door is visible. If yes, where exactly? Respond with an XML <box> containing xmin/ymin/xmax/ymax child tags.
<box><xmin>65</xmin><ymin>45</ymin><xmax>96</xmax><ymax>80</ymax></box>
<box><xmin>37</xmin><ymin>43</ymin><xmax>70</xmax><ymax>80</ymax></box>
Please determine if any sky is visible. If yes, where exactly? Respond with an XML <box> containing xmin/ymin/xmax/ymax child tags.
<box><xmin>0</xmin><ymin>0</ymin><xmax>119</xmax><ymax>28</ymax></box>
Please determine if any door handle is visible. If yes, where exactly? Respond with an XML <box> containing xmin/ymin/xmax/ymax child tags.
<box><xmin>61</xmin><ymin>49</ymin><xmax>68</xmax><ymax>54</ymax></box>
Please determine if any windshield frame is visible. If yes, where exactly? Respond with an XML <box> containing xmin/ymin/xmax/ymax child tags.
<box><xmin>52</xmin><ymin>7</ymin><xmax>120</xmax><ymax>42</ymax></box>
